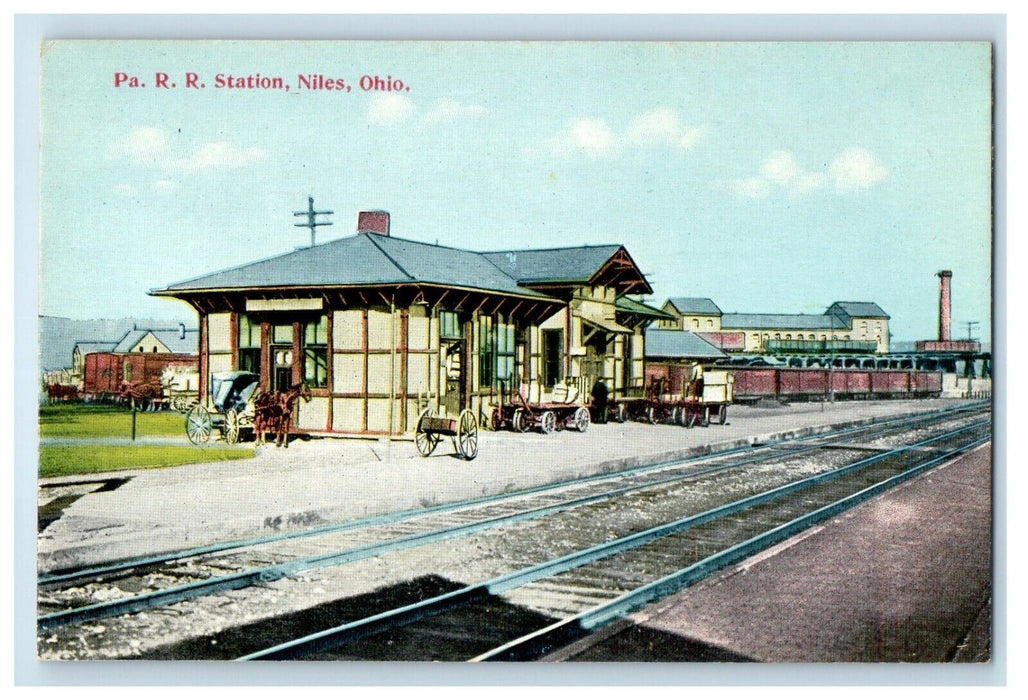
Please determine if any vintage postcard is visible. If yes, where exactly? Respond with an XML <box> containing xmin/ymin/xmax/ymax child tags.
<box><xmin>34</xmin><ymin>38</ymin><xmax>994</xmax><ymax>670</ymax></box>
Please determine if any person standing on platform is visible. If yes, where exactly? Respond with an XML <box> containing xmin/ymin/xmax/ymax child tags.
<box><xmin>591</xmin><ymin>378</ymin><xmax>609</xmax><ymax>424</ymax></box>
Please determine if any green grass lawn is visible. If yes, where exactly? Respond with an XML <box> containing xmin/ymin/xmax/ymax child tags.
<box><xmin>40</xmin><ymin>403</ymin><xmax>186</xmax><ymax>439</ymax></box>
<box><xmin>38</xmin><ymin>403</ymin><xmax>256</xmax><ymax>477</ymax></box>
<box><xmin>40</xmin><ymin>444</ymin><xmax>255</xmax><ymax>478</ymax></box>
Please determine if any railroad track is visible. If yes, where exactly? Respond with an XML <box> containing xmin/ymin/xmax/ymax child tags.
<box><xmin>37</xmin><ymin>404</ymin><xmax>990</xmax><ymax>659</ymax></box>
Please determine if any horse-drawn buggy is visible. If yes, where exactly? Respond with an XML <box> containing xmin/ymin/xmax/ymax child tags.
<box><xmin>489</xmin><ymin>380</ymin><xmax>591</xmax><ymax>435</ymax></box>
<box><xmin>185</xmin><ymin>371</ymin><xmax>311</xmax><ymax>446</ymax></box>
<box><xmin>185</xmin><ymin>371</ymin><xmax>260</xmax><ymax>444</ymax></box>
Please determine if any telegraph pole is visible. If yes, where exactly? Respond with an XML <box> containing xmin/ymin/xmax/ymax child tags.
<box><xmin>964</xmin><ymin>320</ymin><xmax>980</xmax><ymax>341</ymax></box>
<box><xmin>293</xmin><ymin>196</ymin><xmax>333</xmax><ymax>247</ymax></box>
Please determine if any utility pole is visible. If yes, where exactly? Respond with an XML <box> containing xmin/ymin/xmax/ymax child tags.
<box><xmin>964</xmin><ymin>320</ymin><xmax>980</xmax><ymax>341</ymax></box>
<box><xmin>293</xmin><ymin>196</ymin><xmax>333</xmax><ymax>247</ymax></box>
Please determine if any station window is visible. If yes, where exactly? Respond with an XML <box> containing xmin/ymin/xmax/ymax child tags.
<box><xmin>479</xmin><ymin>317</ymin><xmax>515</xmax><ymax>388</ymax></box>
<box><xmin>238</xmin><ymin>314</ymin><xmax>261</xmax><ymax>374</ymax></box>
<box><xmin>691</xmin><ymin>318</ymin><xmax>699</xmax><ymax>329</ymax></box>
<box><xmin>440</xmin><ymin>311</ymin><xmax>462</xmax><ymax>340</ymax></box>
<box><xmin>706</xmin><ymin>319</ymin><xmax>713</xmax><ymax>329</ymax></box>
<box><xmin>302</xmin><ymin>315</ymin><xmax>329</xmax><ymax>388</ymax></box>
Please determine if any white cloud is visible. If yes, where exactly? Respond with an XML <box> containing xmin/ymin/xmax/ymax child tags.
<box><xmin>173</xmin><ymin>142</ymin><xmax>263</xmax><ymax>173</ymax></box>
<box><xmin>829</xmin><ymin>148</ymin><xmax>888</xmax><ymax>191</ymax></box>
<box><xmin>367</xmin><ymin>93</ymin><xmax>415</xmax><ymax>126</ymax></box>
<box><xmin>422</xmin><ymin>98</ymin><xmax>487</xmax><ymax>126</ymax></box>
<box><xmin>731</xmin><ymin>148</ymin><xmax>884</xmax><ymax>199</ymax></box>
<box><xmin>567</xmin><ymin>119</ymin><xmax>618</xmax><ymax>159</ymax></box>
<box><xmin>760</xmin><ymin>150</ymin><xmax>801</xmax><ymax>184</ymax></box>
<box><xmin>536</xmin><ymin>109</ymin><xmax>702</xmax><ymax>161</ymax></box>
<box><xmin>626</xmin><ymin>108</ymin><xmax>701</xmax><ymax>150</ymax></box>
<box><xmin>108</xmin><ymin>127</ymin><xmax>263</xmax><ymax>173</ymax></box>
<box><xmin>729</xmin><ymin>177</ymin><xmax>770</xmax><ymax>199</ymax></box>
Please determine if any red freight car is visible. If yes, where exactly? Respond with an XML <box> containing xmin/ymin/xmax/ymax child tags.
<box><xmin>82</xmin><ymin>352</ymin><xmax>197</xmax><ymax>401</ymax></box>
<box><xmin>730</xmin><ymin>367</ymin><xmax>942</xmax><ymax>402</ymax></box>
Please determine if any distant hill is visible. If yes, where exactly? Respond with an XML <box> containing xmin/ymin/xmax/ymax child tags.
<box><xmin>39</xmin><ymin>316</ymin><xmax>196</xmax><ymax>371</ymax></box>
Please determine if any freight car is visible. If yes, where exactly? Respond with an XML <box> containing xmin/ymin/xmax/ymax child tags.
<box><xmin>81</xmin><ymin>352</ymin><xmax>197</xmax><ymax>405</ymax></box>
<box><xmin>728</xmin><ymin>367</ymin><xmax>942</xmax><ymax>403</ymax></box>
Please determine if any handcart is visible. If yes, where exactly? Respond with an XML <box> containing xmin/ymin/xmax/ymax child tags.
<box><xmin>414</xmin><ymin>408</ymin><xmax>479</xmax><ymax>460</ymax></box>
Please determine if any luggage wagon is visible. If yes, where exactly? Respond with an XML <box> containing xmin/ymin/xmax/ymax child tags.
<box><xmin>185</xmin><ymin>371</ymin><xmax>260</xmax><ymax>445</ymax></box>
<box><xmin>414</xmin><ymin>408</ymin><xmax>479</xmax><ymax>460</ymax></box>
<box><xmin>630</xmin><ymin>364</ymin><xmax>734</xmax><ymax>428</ymax></box>
<box><xmin>490</xmin><ymin>381</ymin><xmax>591</xmax><ymax>435</ymax></box>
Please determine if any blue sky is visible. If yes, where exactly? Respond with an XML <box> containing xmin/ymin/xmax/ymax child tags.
<box><xmin>39</xmin><ymin>40</ymin><xmax>992</xmax><ymax>342</ymax></box>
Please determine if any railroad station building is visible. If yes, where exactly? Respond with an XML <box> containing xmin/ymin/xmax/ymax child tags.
<box><xmin>657</xmin><ymin>297</ymin><xmax>891</xmax><ymax>354</ymax></box>
<box><xmin>151</xmin><ymin>212</ymin><xmax>667</xmax><ymax>437</ymax></box>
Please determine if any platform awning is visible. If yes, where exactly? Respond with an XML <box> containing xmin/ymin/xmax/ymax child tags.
<box><xmin>582</xmin><ymin>314</ymin><xmax>633</xmax><ymax>343</ymax></box>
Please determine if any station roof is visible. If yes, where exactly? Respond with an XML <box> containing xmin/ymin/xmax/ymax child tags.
<box><xmin>720</xmin><ymin>313</ymin><xmax>849</xmax><ymax>331</ymax></box>
<box><xmin>826</xmin><ymin>301</ymin><xmax>890</xmax><ymax>321</ymax></box>
<box><xmin>154</xmin><ymin>234</ymin><xmax>652</xmax><ymax>300</ymax></box>
<box><xmin>644</xmin><ymin>329</ymin><xmax>728</xmax><ymax>359</ymax></box>
<box><xmin>665</xmin><ymin>297</ymin><xmax>722</xmax><ymax>315</ymax></box>
<box><xmin>482</xmin><ymin>244</ymin><xmax>652</xmax><ymax>294</ymax></box>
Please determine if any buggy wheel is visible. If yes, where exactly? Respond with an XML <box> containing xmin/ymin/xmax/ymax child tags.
<box><xmin>540</xmin><ymin>410</ymin><xmax>557</xmax><ymax>434</ymax></box>
<box><xmin>717</xmin><ymin>404</ymin><xmax>728</xmax><ymax>425</ymax></box>
<box><xmin>224</xmin><ymin>408</ymin><xmax>240</xmax><ymax>444</ymax></box>
<box><xmin>456</xmin><ymin>409</ymin><xmax>478</xmax><ymax>460</ymax></box>
<box><xmin>685</xmin><ymin>411</ymin><xmax>698</xmax><ymax>429</ymax></box>
<box><xmin>415</xmin><ymin>408</ymin><xmax>440</xmax><ymax>457</ymax></box>
<box><xmin>186</xmin><ymin>405</ymin><xmax>212</xmax><ymax>444</ymax></box>
<box><xmin>573</xmin><ymin>406</ymin><xmax>590</xmax><ymax>433</ymax></box>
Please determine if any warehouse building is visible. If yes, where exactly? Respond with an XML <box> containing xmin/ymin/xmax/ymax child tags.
<box><xmin>151</xmin><ymin>212</ymin><xmax>666</xmax><ymax>436</ymax></box>
<box><xmin>657</xmin><ymin>297</ymin><xmax>890</xmax><ymax>354</ymax></box>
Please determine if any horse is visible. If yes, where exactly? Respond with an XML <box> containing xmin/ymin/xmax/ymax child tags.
<box><xmin>253</xmin><ymin>383</ymin><xmax>311</xmax><ymax>448</ymax></box>
<box><xmin>119</xmin><ymin>381</ymin><xmax>163</xmax><ymax>411</ymax></box>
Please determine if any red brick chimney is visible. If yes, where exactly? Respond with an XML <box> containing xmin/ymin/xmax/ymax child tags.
<box><xmin>357</xmin><ymin>210</ymin><xmax>390</xmax><ymax>236</ymax></box>
<box><xmin>937</xmin><ymin>270</ymin><xmax>952</xmax><ymax>342</ymax></box>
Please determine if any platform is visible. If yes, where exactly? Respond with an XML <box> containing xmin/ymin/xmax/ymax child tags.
<box><xmin>550</xmin><ymin>442</ymin><xmax>992</xmax><ymax>662</ymax></box>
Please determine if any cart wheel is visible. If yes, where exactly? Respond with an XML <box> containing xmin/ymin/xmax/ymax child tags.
<box><xmin>573</xmin><ymin>406</ymin><xmax>590</xmax><ymax>433</ymax></box>
<box><xmin>702</xmin><ymin>407</ymin><xmax>710</xmax><ymax>427</ymax></box>
<box><xmin>224</xmin><ymin>408</ymin><xmax>240</xmax><ymax>444</ymax></box>
<box><xmin>615</xmin><ymin>403</ymin><xmax>627</xmax><ymax>423</ymax></box>
<box><xmin>671</xmin><ymin>406</ymin><xmax>682</xmax><ymax>426</ymax></box>
<box><xmin>645</xmin><ymin>406</ymin><xmax>657</xmax><ymax>425</ymax></box>
<box><xmin>456</xmin><ymin>409</ymin><xmax>479</xmax><ymax>460</ymax></box>
<box><xmin>717</xmin><ymin>404</ymin><xmax>728</xmax><ymax>425</ymax></box>
<box><xmin>186</xmin><ymin>404</ymin><xmax>212</xmax><ymax>444</ymax></box>
<box><xmin>513</xmin><ymin>408</ymin><xmax>530</xmax><ymax>433</ymax></box>
<box><xmin>489</xmin><ymin>408</ymin><xmax>502</xmax><ymax>431</ymax></box>
<box><xmin>540</xmin><ymin>410</ymin><xmax>557</xmax><ymax>434</ymax></box>
<box><xmin>415</xmin><ymin>408</ymin><xmax>440</xmax><ymax>457</ymax></box>
<box><xmin>685</xmin><ymin>411</ymin><xmax>698</xmax><ymax>429</ymax></box>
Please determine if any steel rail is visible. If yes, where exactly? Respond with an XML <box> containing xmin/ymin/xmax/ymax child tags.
<box><xmin>38</xmin><ymin>412</ymin><xmax>989</xmax><ymax>632</ymax></box>
<box><xmin>238</xmin><ymin>420</ymin><xmax>989</xmax><ymax>660</ymax></box>
<box><xmin>40</xmin><ymin>401</ymin><xmax>985</xmax><ymax>586</ymax></box>
<box><xmin>473</xmin><ymin>436</ymin><xmax>991</xmax><ymax>662</ymax></box>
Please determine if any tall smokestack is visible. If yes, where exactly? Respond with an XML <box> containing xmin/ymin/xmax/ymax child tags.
<box><xmin>357</xmin><ymin>210</ymin><xmax>390</xmax><ymax>237</ymax></box>
<box><xmin>937</xmin><ymin>270</ymin><xmax>952</xmax><ymax>342</ymax></box>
